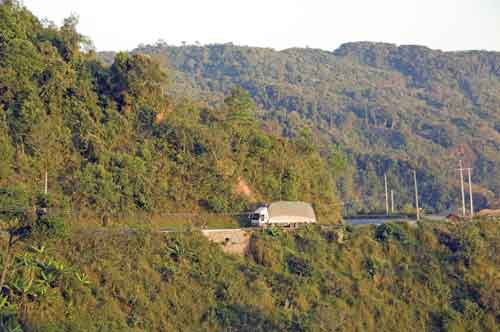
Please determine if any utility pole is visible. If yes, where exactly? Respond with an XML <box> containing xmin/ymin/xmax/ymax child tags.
<box><xmin>279</xmin><ymin>164</ymin><xmax>282</xmax><ymax>201</ymax></box>
<box><xmin>458</xmin><ymin>160</ymin><xmax>466</xmax><ymax>218</ymax></box>
<box><xmin>413</xmin><ymin>170</ymin><xmax>420</xmax><ymax>221</ymax></box>
<box><xmin>279</xmin><ymin>144</ymin><xmax>284</xmax><ymax>201</ymax></box>
<box><xmin>384</xmin><ymin>174</ymin><xmax>389</xmax><ymax>216</ymax></box>
<box><xmin>43</xmin><ymin>157</ymin><xmax>48</xmax><ymax>195</ymax></box>
<box><xmin>44</xmin><ymin>169</ymin><xmax>48</xmax><ymax>195</ymax></box>
<box><xmin>391</xmin><ymin>190</ymin><xmax>395</xmax><ymax>214</ymax></box>
<box><xmin>282</xmin><ymin>109</ymin><xmax>288</xmax><ymax>136</ymax></box>
<box><xmin>467</xmin><ymin>167</ymin><xmax>474</xmax><ymax>219</ymax></box>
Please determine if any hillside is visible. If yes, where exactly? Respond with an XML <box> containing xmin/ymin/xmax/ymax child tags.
<box><xmin>0</xmin><ymin>1</ymin><xmax>340</xmax><ymax>221</ymax></box>
<box><xmin>2</xmin><ymin>219</ymin><xmax>499</xmax><ymax>331</ymax></box>
<box><xmin>124</xmin><ymin>42</ymin><xmax>500</xmax><ymax>213</ymax></box>
<box><xmin>1</xmin><ymin>2</ymin><xmax>499</xmax><ymax>332</ymax></box>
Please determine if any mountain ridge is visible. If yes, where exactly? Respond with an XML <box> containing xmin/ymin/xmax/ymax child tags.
<box><xmin>100</xmin><ymin>40</ymin><xmax>500</xmax><ymax>59</ymax></box>
<box><xmin>99</xmin><ymin>41</ymin><xmax>500</xmax><ymax>212</ymax></box>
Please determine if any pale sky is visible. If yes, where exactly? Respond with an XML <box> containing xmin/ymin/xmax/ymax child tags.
<box><xmin>22</xmin><ymin>0</ymin><xmax>500</xmax><ymax>52</ymax></box>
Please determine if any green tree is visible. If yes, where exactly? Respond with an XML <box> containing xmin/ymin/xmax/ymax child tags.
<box><xmin>0</xmin><ymin>120</ymin><xmax>14</xmax><ymax>181</ymax></box>
<box><xmin>0</xmin><ymin>187</ymin><xmax>32</xmax><ymax>290</ymax></box>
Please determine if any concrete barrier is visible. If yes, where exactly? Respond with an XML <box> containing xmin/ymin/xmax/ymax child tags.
<box><xmin>201</xmin><ymin>229</ymin><xmax>252</xmax><ymax>255</ymax></box>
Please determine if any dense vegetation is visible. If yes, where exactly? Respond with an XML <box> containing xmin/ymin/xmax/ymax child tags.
<box><xmin>1</xmin><ymin>2</ymin><xmax>499</xmax><ymax>331</ymax></box>
<box><xmin>1</xmin><ymin>218</ymin><xmax>499</xmax><ymax>331</ymax></box>
<box><xmin>0</xmin><ymin>0</ymin><xmax>339</xmax><ymax>222</ymax></box>
<box><xmin>119</xmin><ymin>41</ymin><xmax>500</xmax><ymax>213</ymax></box>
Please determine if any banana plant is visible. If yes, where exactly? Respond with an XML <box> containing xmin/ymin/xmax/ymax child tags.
<box><xmin>0</xmin><ymin>295</ymin><xmax>17</xmax><ymax>316</ymax></box>
<box><xmin>74</xmin><ymin>271</ymin><xmax>91</xmax><ymax>286</ymax></box>
<box><xmin>14</xmin><ymin>253</ymin><xmax>35</xmax><ymax>269</ymax></box>
<box><xmin>166</xmin><ymin>242</ymin><xmax>195</xmax><ymax>261</ymax></box>
<box><xmin>48</xmin><ymin>259</ymin><xmax>65</xmax><ymax>274</ymax></box>
<box><xmin>10</xmin><ymin>274</ymin><xmax>34</xmax><ymax>297</ymax></box>
<box><xmin>0</xmin><ymin>294</ymin><xmax>9</xmax><ymax>309</ymax></box>
<box><xmin>29</xmin><ymin>245</ymin><xmax>45</xmax><ymax>255</ymax></box>
<box><xmin>167</xmin><ymin>244</ymin><xmax>185</xmax><ymax>259</ymax></box>
<box><xmin>40</xmin><ymin>270</ymin><xmax>57</xmax><ymax>286</ymax></box>
<box><xmin>32</xmin><ymin>279</ymin><xmax>49</xmax><ymax>297</ymax></box>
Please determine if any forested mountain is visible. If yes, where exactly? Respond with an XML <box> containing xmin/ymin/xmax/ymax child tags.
<box><xmin>0</xmin><ymin>1</ymin><xmax>339</xmax><ymax>221</ymax></box>
<box><xmin>122</xmin><ymin>42</ymin><xmax>500</xmax><ymax>212</ymax></box>
<box><xmin>1</xmin><ymin>2</ymin><xmax>499</xmax><ymax>332</ymax></box>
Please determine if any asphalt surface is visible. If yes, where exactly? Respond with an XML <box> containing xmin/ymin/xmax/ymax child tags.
<box><xmin>344</xmin><ymin>218</ymin><xmax>417</xmax><ymax>226</ymax></box>
<box><xmin>0</xmin><ymin>216</ymin><xmax>443</xmax><ymax>238</ymax></box>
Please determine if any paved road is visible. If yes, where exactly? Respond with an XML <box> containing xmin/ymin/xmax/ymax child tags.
<box><xmin>160</xmin><ymin>218</ymin><xmax>419</xmax><ymax>233</ymax></box>
<box><xmin>344</xmin><ymin>218</ymin><xmax>416</xmax><ymax>226</ymax></box>
<box><xmin>344</xmin><ymin>214</ymin><xmax>451</xmax><ymax>226</ymax></box>
<box><xmin>0</xmin><ymin>216</ymin><xmax>443</xmax><ymax>239</ymax></box>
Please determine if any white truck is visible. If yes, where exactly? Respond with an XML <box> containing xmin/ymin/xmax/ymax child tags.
<box><xmin>250</xmin><ymin>201</ymin><xmax>317</xmax><ymax>227</ymax></box>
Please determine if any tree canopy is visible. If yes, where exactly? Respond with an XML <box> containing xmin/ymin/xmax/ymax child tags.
<box><xmin>129</xmin><ymin>41</ymin><xmax>500</xmax><ymax>213</ymax></box>
<box><xmin>0</xmin><ymin>0</ymin><xmax>340</xmax><ymax>221</ymax></box>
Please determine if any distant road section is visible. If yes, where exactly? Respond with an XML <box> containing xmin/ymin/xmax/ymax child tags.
<box><xmin>343</xmin><ymin>214</ymin><xmax>420</xmax><ymax>226</ymax></box>
<box><xmin>344</xmin><ymin>218</ymin><xmax>416</xmax><ymax>226</ymax></box>
<box><xmin>343</xmin><ymin>214</ymin><xmax>449</xmax><ymax>225</ymax></box>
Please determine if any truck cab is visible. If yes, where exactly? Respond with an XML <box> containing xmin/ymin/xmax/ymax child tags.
<box><xmin>250</xmin><ymin>206</ymin><xmax>269</xmax><ymax>226</ymax></box>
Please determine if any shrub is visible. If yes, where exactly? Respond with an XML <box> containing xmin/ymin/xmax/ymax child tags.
<box><xmin>214</xmin><ymin>304</ymin><xmax>280</xmax><ymax>332</ymax></box>
<box><xmin>374</xmin><ymin>223</ymin><xmax>409</xmax><ymax>244</ymax></box>
<box><xmin>286</xmin><ymin>255</ymin><xmax>313</xmax><ymax>277</ymax></box>
<box><xmin>363</xmin><ymin>258</ymin><xmax>381</xmax><ymax>278</ymax></box>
